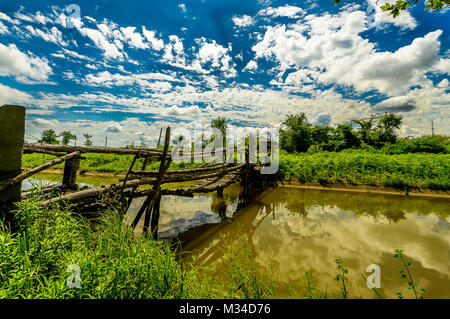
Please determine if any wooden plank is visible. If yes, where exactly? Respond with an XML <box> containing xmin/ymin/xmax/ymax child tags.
<box><xmin>23</xmin><ymin>144</ymin><xmax>163</xmax><ymax>157</ymax></box>
<box><xmin>0</xmin><ymin>151</ymin><xmax>80</xmax><ymax>192</ymax></box>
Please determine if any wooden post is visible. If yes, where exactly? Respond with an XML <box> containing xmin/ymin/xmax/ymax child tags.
<box><xmin>157</xmin><ymin>127</ymin><xmax>163</xmax><ymax>148</ymax></box>
<box><xmin>62</xmin><ymin>155</ymin><xmax>80</xmax><ymax>190</ymax></box>
<box><xmin>0</xmin><ymin>105</ymin><xmax>25</xmax><ymax>204</ymax></box>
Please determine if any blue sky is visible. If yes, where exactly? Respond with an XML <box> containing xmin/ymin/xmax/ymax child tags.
<box><xmin>0</xmin><ymin>0</ymin><xmax>449</xmax><ymax>146</ymax></box>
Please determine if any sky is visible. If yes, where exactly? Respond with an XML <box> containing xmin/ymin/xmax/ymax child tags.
<box><xmin>0</xmin><ymin>0</ymin><xmax>449</xmax><ymax>146</ymax></box>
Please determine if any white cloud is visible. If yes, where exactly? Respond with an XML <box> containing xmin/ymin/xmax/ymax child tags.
<box><xmin>0</xmin><ymin>83</ymin><xmax>32</xmax><ymax>104</ymax></box>
<box><xmin>105</xmin><ymin>124</ymin><xmax>123</xmax><ymax>133</ymax></box>
<box><xmin>232</xmin><ymin>15</ymin><xmax>254</xmax><ymax>28</ymax></box>
<box><xmin>194</xmin><ymin>38</ymin><xmax>237</xmax><ymax>77</ymax></box>
<box><xmin>243</xmin><ymin>60</ymin><xmax>258</xmax><ymax>72</ymax></box>
<box><xmin>0</xmin><ymin>21</ymin><xmax>8</xmax><ymax>34</ymax></box>
<box><xmin>252</xmin><ymin>6</ymin><xmax>445</xmax><ymax>96</ymax></box>
<box><xmin>83</xmin><ymin>71</ymin><xmax>176</xmax><ymax>92</ymax></box>
<box><xmin>0</xmin><ymin>43</ymin><xmax>53</xmax><ymax>84</ymax></box>
<box><xmin>258</xmin><ymin>5</ymin><xmax>305</xmax><ymax>18</ymax></box>
<box><xmin>25</xmin><ymin>25</ymin><xmax>68</xmax><ymax>46</ymax></box>
<box><xmin>373</xmin><ymin>95</ymin><xmax>416</xmax><ymax>112</ymax></box>
<box><xmin>179</xmin><ymin>3</ymin><xmax>187</xmax><ymax>13</ymax></box>
<box><xmin>120</xmin><ymin>26</ymin><xmax>147</xmax><ymax>49</ymax></box>
<box><xmin>367</xmin><ymin>0</ymin><xmax>417</xmax><ymax>30</ymax></box>
<box><xmin>142</xmin><ymin>27</ymin><xmax>164</xmax><ymax>51</ymax></box>
<box><xmin>78</xmin><ymin>25</ymin><xmax>124</xmax><ymax>60</ymax></box>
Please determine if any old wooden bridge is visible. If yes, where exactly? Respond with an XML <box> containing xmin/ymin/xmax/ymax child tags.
<box><xmin>0</xmin><ymin>105</ymin><xmax>275</xmax><ymax>238</ymax></box>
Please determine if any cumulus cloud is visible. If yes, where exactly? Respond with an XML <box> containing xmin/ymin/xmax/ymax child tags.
<box><xmin>232</xmin><ymin>15</ymin><xmax>254</xmax><ymax>28</ymax></box>
<box><xmin>193</xmin><ymin>38</ymin><xmax>237</xmax><ymax>77</ymax></box>
<box><xmin>367</xmin><ymin>0</ymin><xmax>417</xmax><ymax>30</ymax></box>
<box><xmin>120</xmin><ymin>26</ymin><xmax>147</xmax><ymax>49</ymax></box>
<box><xmin>142</xmin><ymin>27</ymin><xmax>164</xmax><ymax>51</ymax></box>
<box><xmin>0</xmin><ymin>43</ymin><xmax>53</xmax><ymax>84</ymax></box>
<box><xmin>258</xmin><ymin>5</ymin><xmax>305</xmax><ymax>18</ymax></box>
<box><xmin>243</xmin><ymin>60</ymin><xmax>258</xmax><ymax>72</ymax></box>
<box><xmin>0</xmin><ymin>83</ymin><xmax>32</xmax><ymax>104</ymax></box>
<box><xmin>373</xmin><ymin>96</ymin><xmax>417</xmax><ymax>112</ymax></box>
<box><xmin>105</xmin><ymin>124</ymin><xmax>123</xmax><ymax>133</ymax></box>
<box><xmin>252</xmin><ymin>6</ymin><xmax>446</xmax><ymax>96</ymax></box>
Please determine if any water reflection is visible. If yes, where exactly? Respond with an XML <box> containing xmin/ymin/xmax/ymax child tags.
<box><xmin>168</xmin><ymin>187</ymin><xmax>449</xmax><ymax>299</ymax></box>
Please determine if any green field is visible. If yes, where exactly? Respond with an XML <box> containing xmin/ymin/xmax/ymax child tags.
<box><xmin>279</xmin><ymin>150</ymin><xmax>450</xmax><ymax>191</ymax></box>
<box><xmin>22</xmin><ymin>150</ymin><xmax>450</xmax><ymax>191</ymax></box>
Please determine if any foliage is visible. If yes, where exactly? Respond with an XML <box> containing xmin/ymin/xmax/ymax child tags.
<box><xmin>333</xmin><ymin>0</ymin><xmax>450</xmax><ymax>17</ymax></box>
<box><xmin>393</xmin><ymin>249</ymin><xmax>426</xmax><ymax>299</ymax></box>
<box><xmin>60</xmin><ymin>131</ymin><xmax>77</xmax><ymax>146</ymax></box>
<box><xmin>279</xmin><ymin>150</ymin><xmax>450</xmax><ymax>190</ymax></box>
<box><xmin>83</xmin><ymin>133</ymin><xmax>93</xmax><ymax>147</ymax></box>
<box><xmin>280</xmin><ymin>113</ymin><xmax>313</xmax><ymax>153</ymax></box>
<box><xmin>38</xmin><ymin>129</ymin><xmax>59</xmax><ymax>145</ymax></box>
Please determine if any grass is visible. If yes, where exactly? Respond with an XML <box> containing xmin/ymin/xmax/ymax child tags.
<box><xmin>279</xmin><ymin>150</ymin><xmax>450</xmax><ymax>191</ymax></box>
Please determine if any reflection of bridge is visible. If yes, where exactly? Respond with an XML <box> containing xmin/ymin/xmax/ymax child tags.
<box><xmin>0</xmin><ymin>105</ymin><xmax>275</xmax><ymax>237</ymax></box>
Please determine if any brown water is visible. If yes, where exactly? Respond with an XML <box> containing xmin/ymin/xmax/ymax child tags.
<box><xmin>25</xmin><ymin>175</ymin><xmax>450</xmax><ymax>298</ymax></box>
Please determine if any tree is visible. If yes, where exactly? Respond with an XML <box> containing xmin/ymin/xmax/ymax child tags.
<box><xmin>60</xmin><ymin>131</ymin><xmax>77</xmax><ymax>145</ymax></box>
<box><xmin>376</xmin><ymin>113</ymin><xmax>403</xmax><ymax>145</ymax></box>
<box><xmin>331</xmin><ymin>124</ymin><xmax>361</xmax><ymax>151</ymax></box>
<box><xmin>39</xmin><ymin>129</ymin><xmax>59</xmax><ymax>145</ymax></box>
<box><xmin>211</xmin><ymin>117</ymin><xmax>228</xmax><ymax>146</ymax></box>
<box><xmin>333</xmin><ymin>0</ymin><xmax>449</xmax><ymax>17</ymax></box>
<box><xmin>280</xmin><ymin>113</ymin><xmax>313</xmax><ymax>153</ymax></box>
<box><xmin>172</xmin><ymin>135</ymin><xmax>185</xmax><ymax>145</ymax></box>
<box><xmin>352</xmin><ymin>116</ymin><xmax>376</xmax><ymax>145</ymax></box>
<box><xmin>83</xmin><ymin>133</ymin><xmax>93</xmax><ymax>147</ymax></box>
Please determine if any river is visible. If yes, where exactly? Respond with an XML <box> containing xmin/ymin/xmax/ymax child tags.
<box><xmin>24</xmin><ymin>174</ymin><xmax>450</xmax><ymax>299</ymax></box>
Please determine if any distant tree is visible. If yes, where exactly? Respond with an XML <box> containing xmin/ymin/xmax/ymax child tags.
<box><xmin>331</xmin><ymin>124</ymin><xmax>361</xmax><ymax>151</ymax></box>
<box><xmin>333</xmin><ymin>0</ymin><xmax>449</xmax><ymax>17</ymax></box>
<box><xmin>211</xmin><ymin>117</ymin><xmax>228</xmax><ymax>146</ymax></box>
<box><xmin>60</xmin><ymin>131</ymin><xmax>77</xmax><ymax>145</ymax></box>
<box><xmin>352</xmin><ymin>116</ymin><xmax>376</xmax><ymax>145</ymax></box>
<box><xmin>280</xmin><ymin>113</ymin><xmax>313</xmax><ymax>153</ymax></box>
<box><xmin>172</xmin><ymin>135</ymin><xmax>185</xmax><ymax>146</ymax></box>
<box><xmin>39</xmin><ymin>129</ymin><xmax>59</xmax><ymax>145</ymax></box>
<box><xmin>375</xmin><ymin>113</ymin><xmax>403</xmax><ymax>145</ymax></box>
<box><xmin>83</xmin><ymin>133</ymin><xmax>93</xmax><ymax>147</ymax></box>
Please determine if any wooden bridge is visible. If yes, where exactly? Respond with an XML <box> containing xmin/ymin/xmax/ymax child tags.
<box><xmin>0</xmin><ymin>105</ymin><xmax>275</xmax><ymax>238</ymax></box>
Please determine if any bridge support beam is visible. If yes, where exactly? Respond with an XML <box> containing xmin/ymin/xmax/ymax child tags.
<box><xmin>62</xmin><ymin>155</ymin><xmax>80</xmax><ymax>190</ymax></box>
<box><xmin>0</xmin><ymin>105</ymin><xmax>25</xmax><ymax>206</ymax></box>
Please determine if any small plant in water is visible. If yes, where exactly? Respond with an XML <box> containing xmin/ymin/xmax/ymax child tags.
<box><xmin>334</xmin><ymin>258</ymin><xmax>348</xmax><ymax>299</ymax></box>
<box><xmin>393</xmin><ymin>249</ymin><xmax>426</xmax><ymax>299</ymax></box>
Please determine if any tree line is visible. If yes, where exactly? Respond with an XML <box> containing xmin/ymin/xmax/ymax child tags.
<box><xmin>280</xmin><ymin>113</ymin><xmax>449</xmax><ymax>154</ymax></box>
<box><xmin>39</xmin><ymin>129</ymin><xmax>93</xmax><ymax>146</ymax></box>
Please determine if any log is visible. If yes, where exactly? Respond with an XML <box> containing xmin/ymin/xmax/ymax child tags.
<box><xmin>23</xmin><ymin>144</ymin><xmax>163</xmax><ymax>157</ymax></box>
<box><xmin>0</xmin><ymin>152</ymin><xmax>80</xmax><ymax>192</ymax></box>
<box><xmin>131</xmin><ymin>163</ymin><xmax>233</xmax><ymax>176</ymax></box>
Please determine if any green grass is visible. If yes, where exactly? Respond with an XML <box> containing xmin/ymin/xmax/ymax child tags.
<box><xmin>279</xmin><ymin>150</ymin><xmax>450</xmax><ymax>190</ymax></box>
<box><xmin>22</xmin><ymin>153</ymin><xmax>202</xmax><ymax>174</ymax></box>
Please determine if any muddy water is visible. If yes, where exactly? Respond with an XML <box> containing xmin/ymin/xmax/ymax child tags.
<box><xmin>25</xmin><ymin>175</ymin><xmax>450</xmax><ymax>298</ymax></box>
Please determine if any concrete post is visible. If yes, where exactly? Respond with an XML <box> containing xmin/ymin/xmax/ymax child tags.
<box><xmin>0</xmin><ymin>105</ymin><xmax>25</xmax><ymax>204</ymax></box>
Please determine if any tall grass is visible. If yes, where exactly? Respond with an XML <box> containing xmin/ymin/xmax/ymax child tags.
<box><xmin>279</xmin><ymin>150</ymin><xmax>450</xmax><ymax>190</ymax></box>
